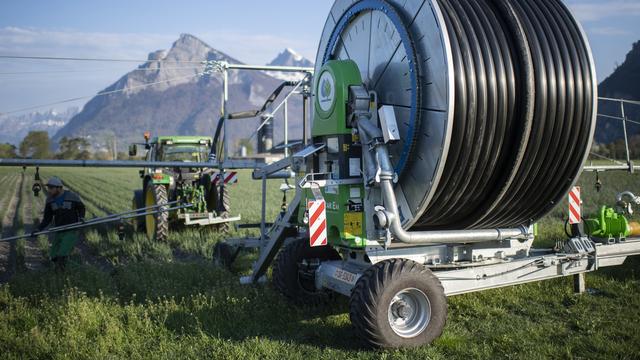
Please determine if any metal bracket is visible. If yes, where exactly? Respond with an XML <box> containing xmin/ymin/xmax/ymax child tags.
<box><xmin>298</xmin><ymin>173</ymin><xmax>363</xmax><ymax>189</ymax></box>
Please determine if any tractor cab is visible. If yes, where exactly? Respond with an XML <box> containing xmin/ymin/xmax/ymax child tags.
<box><xmin>153</xmin><ymin>137</ymin><xmax>212</xmax><ymax>163</ymax></box>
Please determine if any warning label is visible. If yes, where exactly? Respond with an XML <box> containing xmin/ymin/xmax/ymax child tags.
<box><xmin>344</xmin><ymin>212</ymin><xmax>363</xmax><ymax>236</ymax></box>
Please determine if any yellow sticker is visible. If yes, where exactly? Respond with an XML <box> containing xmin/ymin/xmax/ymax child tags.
<box><xmin>344</xmin><ymin>212</ymin><xmax>363</xmax><ymax>237</ymax></box>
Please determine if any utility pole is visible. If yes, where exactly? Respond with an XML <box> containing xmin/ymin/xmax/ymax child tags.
<box><xmin>113</xmin><ymin>136</ymin><xmax>118</xmax><ymax>160</ymax></box>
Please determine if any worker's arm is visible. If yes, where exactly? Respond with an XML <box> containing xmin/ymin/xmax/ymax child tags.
<box><xmin>38</xmin><ymin>202</ymin><xmax>53</xmax><ymax>231</ymax></box>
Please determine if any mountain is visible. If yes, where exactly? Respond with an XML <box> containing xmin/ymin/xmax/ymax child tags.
<box><xmin>265</xmin><ymin>48</ymin><xmax>314</xmax><ymax>81</ymax></box>
<box><xmin>54</xmin><ymin>34</ymin><xmax>304</xmax><ymax>153</ymax></box>
<box><xmin>595</xmin><ymin>40</ymin><xmax>640</xmax><ymax>144</ymax></box>
<box><xmin>0</xmin><ymin>107</ymin><xmax>78</xmax><ymax>145</ymax></box>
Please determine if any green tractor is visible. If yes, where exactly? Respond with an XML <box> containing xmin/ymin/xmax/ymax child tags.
<box><xmin>129</xmin><ymin>133</ymin><xmax>239</xmax><ymax>241</ymax></box>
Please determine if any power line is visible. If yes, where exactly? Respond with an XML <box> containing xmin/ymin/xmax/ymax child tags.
<box><xmin>0</xmin><ymin>54</ymin><xmax>204</xmax><ymax>64</ymax></box>
<box><xmin>0</xmin><ymin>73</ymin><xmax>203</xmax><ymax>117</ymax></box>
<box><xmin>0</xmin><ymin>66</ymin><xmax>204</xmax><ymax>76</ymax></box>
<box><xmin>597</xmin><ymin>114</ymin><xmax>640</xmax><ymax>126</ymax></box>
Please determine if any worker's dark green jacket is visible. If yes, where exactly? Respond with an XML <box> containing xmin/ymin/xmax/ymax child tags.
<box><xmin>38</xmin><ymin>191</ymin><xmax>86</xmax><ymax>231</ymax></box>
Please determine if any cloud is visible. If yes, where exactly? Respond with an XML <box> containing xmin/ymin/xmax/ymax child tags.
<box><xmin>0</xmin><ymin>26</ymin><xmax>316</xmax><ymax>66</ymax></box>
<box><xmin>567</xmin><ymin>1</ymin><xmax>640</xmax><ymax>22</ymax></box>
<box><xmin>0</xmin><ymin>27</ymin><xmax>175</xmax><ymax>60</ymax></box>
<box><xmin>193</xmin><ymin>31</ymin><xmax>316</xmax><ymax>65</ymax></box>
<box><xmin>0</xmin><ymin>26</ymin><xmax>316</xmax><ymax>115</ymax></box>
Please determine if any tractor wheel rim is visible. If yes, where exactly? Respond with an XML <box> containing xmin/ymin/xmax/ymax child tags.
<box><xmin>387</xmin><ymin>288</ymin><xmax>431</xmax><ymax>338</ymax></box>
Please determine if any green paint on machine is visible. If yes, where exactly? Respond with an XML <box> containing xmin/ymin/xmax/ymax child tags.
<box><xmin>584</xmin><ymin>206</ymin><xmax>631</xmax><ymax>239</ymax></box>
<box><xmin>305</xmin><ymin>60</ymin><xmax>368</xmax><ymax>248</ymax></box>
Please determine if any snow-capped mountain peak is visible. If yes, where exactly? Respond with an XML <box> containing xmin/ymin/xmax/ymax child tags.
<box><xmin>266</xmin><ymin>48</ymin><xmax>314</xmax><ymax>81</ymax></box>
<box><xmin>284</xmin><ymin>48</ymin><xmax>303</xmax><ymax>62</ymax></box>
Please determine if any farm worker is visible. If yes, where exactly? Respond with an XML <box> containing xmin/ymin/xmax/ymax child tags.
<box><xmin>32</xmin><ymin>177</ymin><xmax>86</xmax><ymax>271</ymax></box>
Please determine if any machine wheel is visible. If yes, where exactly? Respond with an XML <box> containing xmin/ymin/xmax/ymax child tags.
<box><xmin>272</xmin><ymin>238</ymin><xmax>341</xmax><ymax>305</ymax></box>
<box><xmin>349</xmin><ymin>259</ymin><xmax>447</xmax><ymax>348</ymax></box>
<box><xmin>144</xmin><ymin>183</ymin><xmax>169</xmax><ymax>241</ymax></box>
<box><xmin>131</xmin><ymin>190</ymin><xmax>145</xmax><ymax>232</ymax></box>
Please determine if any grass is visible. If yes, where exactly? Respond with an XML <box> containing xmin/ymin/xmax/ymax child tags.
<box><xmin>0</xmin><ymin>167</ymin><xmax>639</xmax><ymax>359</ymax></box>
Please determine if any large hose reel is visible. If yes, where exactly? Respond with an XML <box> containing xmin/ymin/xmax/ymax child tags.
<box><xmin>315</xmin><ymin>0</ymin><xmax>597</xmax><ymax>230</ymax></box>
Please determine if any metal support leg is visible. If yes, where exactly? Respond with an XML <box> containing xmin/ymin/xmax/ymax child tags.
<box><xmin>284</xmin><ymin>99</ymin><xmax>289</xmax><ymax>158</ymax></box>
<box><xmin>573</xmin><ymin>273</ymin><xmax>586</xmax><ymax>294</ymax></box>
<box><xmin>620</xmin><ymin>102</ymin><xmax>633</xmax><ymax>172</ymax></box>
<box><xmin>302</xmin><ymin>93</ymin><xmax>308</xmax><ymax>146</ymax></box>
<box><xmin>242</xmin><ymin>190</ymin><xmax>302</xmax><ymax>284</ymax></box>
<box><xmin>260</xmin><ymin>175</ymin><xmax>267</xmax><ymax>244</ymax></box>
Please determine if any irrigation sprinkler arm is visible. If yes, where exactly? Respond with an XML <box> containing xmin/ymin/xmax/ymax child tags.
<box><xmin>0</xmin><ymin>202</ymin><xmax>193</xmax><ymax>243</ymax></box>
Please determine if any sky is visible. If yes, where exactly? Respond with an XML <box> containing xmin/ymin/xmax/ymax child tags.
<box><xmin>0</xmin><ymin>0</ymin><xmax>638</xmax><ymax>116</ymax></box>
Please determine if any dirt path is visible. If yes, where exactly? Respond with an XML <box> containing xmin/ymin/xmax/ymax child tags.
<box><xmin>21</xmin><ymin>180</ymin><xmax>45</xmax><ymax>271</ymax></box>
<box><xmin>0</xmin><ymin>174</ymin><xmax>24</xmax><ymax>282</ymax></box>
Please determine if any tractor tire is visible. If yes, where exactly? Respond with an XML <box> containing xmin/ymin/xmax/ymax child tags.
<box><xmin>201</xmin><ymin>173</ymin><xmax>216</xmax><ymax>212</ymax></box>
<box><xmin>349</xmin><ymin>259</ymin><xmax>447</xmax><ymax>348</ymax></box>
<box><xmin>131</xmin><ymin>190</ymin><xmax>145</xmax><ymax>232</ymax></box>
<box><xmin>272</xmin><ymin>238</ymin><xmax>341</xmax><ymax>306</ymax></box>
<box><xmin>213</xmin><ymin>184</ymin><xmax>231</xmax><ymax>234</ymax></box>
<box><xmin>144</xmin><ymin>183</ymin><xmax>169</xmax><ymax>241</ymax></box>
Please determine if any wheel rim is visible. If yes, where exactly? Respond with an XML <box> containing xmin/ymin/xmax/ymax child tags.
<box><xmin>144</xmin><ymin>187</ymin><xmax>156</xmax><ymax>238</ymax></box>
<box><xmin>387</xmin><ymin>288</ymin><xmax>431</xmax><ymax>338</ymax></box>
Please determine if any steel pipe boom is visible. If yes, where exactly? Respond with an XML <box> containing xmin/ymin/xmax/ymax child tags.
<box><xmin>0</xmin><ymin>158</ymin><xmax>260</xmax><ymax>169</ymax></box>
<box><xmin>222</xmin><ymin>63</ymin><xmax>314</xmax><ymax>73</ymax></box>
<box><xmin>583</xmin><ymin>165</ymin><xmax>639</xmax><ymax>172</ymax></box>
<box><xmin>0</xmin><ymin>202</ymin><xmax>193</xmax><ymax>243</ymax></box>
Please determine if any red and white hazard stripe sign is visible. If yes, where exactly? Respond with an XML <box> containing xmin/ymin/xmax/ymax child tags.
<box><xmin>308</xmin><ymin>200</ymin><xmax>328</xmax><ymax>247</ymax></box>
<box><xmin>213</xmin><ymin>171</ymin><xmax>238</xmax><ymax>186</ymax></box>
<box><xmin>568</xmin><ymin>186</ymin><xmax>581</xmax><ymax>225</ymax></box>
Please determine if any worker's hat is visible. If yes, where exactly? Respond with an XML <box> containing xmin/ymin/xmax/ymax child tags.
<box><xmin>46</xmin><ymin>177</ymin><xmax>64</xmax><ymax>188</ymax></box>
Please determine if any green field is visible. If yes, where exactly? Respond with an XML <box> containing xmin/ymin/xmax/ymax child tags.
<box><xmin>0</xmin><ymin>167</ymin><xmax>639</xmax><ymax>359</ymax></box>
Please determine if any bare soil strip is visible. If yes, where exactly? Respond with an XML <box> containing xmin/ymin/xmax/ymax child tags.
<box><xmin>0</xmin><ymin>174</ymin><xmax>24</xmax><ymax>282</ymax></box>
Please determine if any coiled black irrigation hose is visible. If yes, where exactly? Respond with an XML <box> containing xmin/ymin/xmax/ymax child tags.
<box><xmin>414</xmin><ymin>0</ymin><xmax>596</xmax><ymax>229</ymax></box>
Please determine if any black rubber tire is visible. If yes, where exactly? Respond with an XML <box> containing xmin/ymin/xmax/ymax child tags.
<box><xmin>201</xmin><ymin>173</ymin><xmax>216</xmax><ymax>212</ymax></box>
<box><xmin>212</xmin><ymin>184</ymin><xmax>231</xmax><ymax>234</ymax></box>
<box><xmin>131</xmin><ymin>190</ymin><xmax>145</xmax><ymax>232</ymax></box>
<box><xmin>145</xmin><ymin>183</ymin><xmax>169</xmax><ymax>242</ymax></box>
<box><xmin>272</xmin><ymin>238</ymin><xmax>341</xmax><ymax>306</ymax></box>
<box><xmin>349</xmin><ymin>259</ymin><xmax>447</xmax><ymax>348</ymax></box>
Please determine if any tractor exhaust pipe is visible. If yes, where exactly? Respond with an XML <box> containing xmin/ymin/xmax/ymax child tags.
<box><xmin>356</xmin><ymin>118</ymin><xmax>530</xmax><ymax>245</ymax></box>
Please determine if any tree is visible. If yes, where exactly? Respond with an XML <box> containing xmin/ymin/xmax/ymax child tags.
<box><xmin>19</xmin><ymin>131</ymin><xmax>50</xmax><ymax>159</ymax></box>
<box><xmin>0</xmin><ymin>143</ymin><xmax>17</xmax><ymax>158</ymax></box>
<box><xmin>56</xmin><ymin>137</ymin><xmax>92</xmax><ymax>160</ymax></box>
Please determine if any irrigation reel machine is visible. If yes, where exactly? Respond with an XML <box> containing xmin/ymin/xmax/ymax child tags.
<box><xmin>1</xmin><ymin>0</ymin><xmax>640</xmax><ymax>349</ymax></box>
<box><xmin>214</xmin><ymin>0</ymin><xmax>640</xmax><ymax>349</ymax></box>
